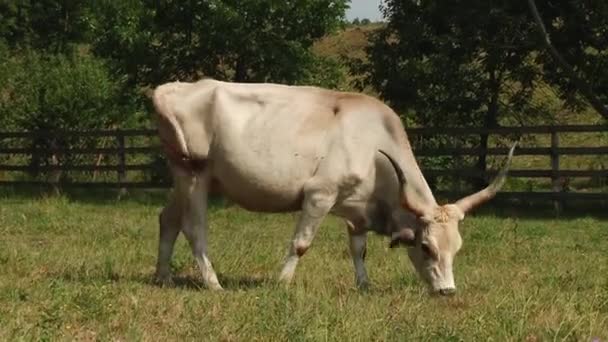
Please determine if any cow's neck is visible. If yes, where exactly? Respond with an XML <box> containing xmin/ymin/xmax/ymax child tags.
<box><xmin>397</xmin><ymin>138</ymin><xmax>438</xmax><ymax>209</ymax></box>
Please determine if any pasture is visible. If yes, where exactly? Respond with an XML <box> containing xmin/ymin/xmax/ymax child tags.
<box><xmin>0</xmin><ymin>189</ymin><xmax>606</xmax><ymax>341</ymax></box>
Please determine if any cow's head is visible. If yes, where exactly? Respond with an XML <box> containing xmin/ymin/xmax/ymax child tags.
<box><xmin>381</xmin><ymin>144</ymin><xmax>516</xmax><ymax>295</ymax></box>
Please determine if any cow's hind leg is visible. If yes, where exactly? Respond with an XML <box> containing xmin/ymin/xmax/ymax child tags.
<box><xmin>155</xmin><ymin>166</ymin><xmax>222</xmax><ymax>290</ymax></box>
<box><xmin>347</xmin><ymin>224</ymin><xmax>369</xmax><ymax>289</ymax></box>
<box><xmin>179</xmin><ymin>170</ymin><xmax>223</xmax><ymax>290</ymax></box>
<box><xmin>279</xmin><ymin>184</ymin><xmax>337</xmax><ymax>284</ymax></box>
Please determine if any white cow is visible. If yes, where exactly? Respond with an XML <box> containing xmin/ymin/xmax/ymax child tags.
<box><xmin>151</xmin><ymin>78</ymin><xmax>515</xmax><ymax>295</ymax></box>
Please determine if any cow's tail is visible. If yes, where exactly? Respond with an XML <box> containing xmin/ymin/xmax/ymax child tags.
<box><xmin>151</xmin><ymin>83</ymin><xmax>191</xmax><ymax>167</ymax></box>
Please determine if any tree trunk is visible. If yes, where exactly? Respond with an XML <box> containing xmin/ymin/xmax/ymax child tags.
<box><xmin>234</xmin><ymin>56</ymin><xmax>248</xmax><ymax>82</ymax></box>
<box><xmin>476</xmin><ymin>70</ymin><xmax>500</xmax><ymax>189</ymax></box>
<box><xmin>527</xmin><ymin>0</ymin><xmax>608</xmax><ymax>120</ymax></box>
<box><xmin>58</xmin><ymin>2</ymin><xmax>69</xmax><ymax>53</ymax></box>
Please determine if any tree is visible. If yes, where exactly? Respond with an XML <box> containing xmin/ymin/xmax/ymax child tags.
<box><xmin>361</xmin><ymin>1</ymin><xmax>541</xmax><ymax>187</ymax></box>
<box><xmin>0</xmin><ymin>53</ymin><xmax>136</xmax><ymax>131</ymax></box>
<box><xmin>360</xmin><ymin>0</ymin><xmax>608</xmax><ymax>189</ymax></box>
<box><xmin>527</xmin><ymin>0</ymin><xmax>608</xmax><ymax>120</ymax></box>
<box><xmin>86</xmin><ymin>0</ymin><xmax>348</xmax><ymax>87</ymax></box>
<box><xmin>0</xmin><ymin>0</ymin><xmax>88</xmax><ymax>53</ymax></box>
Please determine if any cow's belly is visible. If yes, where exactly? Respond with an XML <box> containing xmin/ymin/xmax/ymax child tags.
<box><xmin>210</xmin><ymin>149</ymin><xmax>318</xmax><ymax>212</ymax></box>
<box><xmin>205</xmin><ymin>89</ymin><xmax>333</xmax><ymax>212</ymax></box>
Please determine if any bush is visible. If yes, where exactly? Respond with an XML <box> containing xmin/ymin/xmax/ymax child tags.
<box><xmin>0</xmin><ymin>50</ymin><xmax>144</xmax><ymax>180</ymax></box>
<box><xmin>297</xmin><ymin>55</ymin><xmax>350</xmax><ymax>90</ymax></box>
<box><xmin>0</xmin><ymin>51</ymin><xmax>140</xmax><ymax>132</ymax></box>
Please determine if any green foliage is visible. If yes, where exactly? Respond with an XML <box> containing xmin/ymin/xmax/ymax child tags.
<box><xmin>86</xmin><ymin>0</ymin><xmax>349</xmax><ymax>87</ymax></box>
<box><xmin>349</xmin><ymin>17</ymin><xmax>372</xmax><ymax>27</ymax></box>
<box><xmin>0</xmin><ymin>39</ymin><xmax>12</xmax><ymax>130</ymax></box>
<box><xmin>532</xmin><ymin>0</ymin><xmax>608</xmax><ymax>114</ymax></box>
<box><xmin>362</xmin><ymin>0</ymin><xmax>549</xmax><ymax>128</ymax></box>
<box><xmin>80</xmin><ymin>1</ymin><xmax>156</xmax><ymax>86</ymax></box>
<box><xmin>361</xmin><ymin>0</ymin><xmax>607</xmax><ymax>127</ymax></box>
<box><xmin>0</xmin><ymin>52</ymin><xmax>136</xmax><ymax>131</ymax></box>
<box><xmin>297</xmin><ymin>55</ymin><xmax>349</xmax><ymax>90</ymax></box>
<box><xmin>0</xmin><ymin>0</ymin><xmax>88</xmax><ymax>53</ymax></box>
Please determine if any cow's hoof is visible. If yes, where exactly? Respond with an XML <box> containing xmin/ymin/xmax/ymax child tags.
<box><xmin>278</xmin><ymin>279</ymin><xmax>294</xmax><ymax>288</ymax></box>
<box><xmin>356</xmin><ymin>279</ymin><xmax>370</xmax><ymax>291</ymax></box>
<box><xmin>207</xmin><ymin>283</ymin><xmax>224</xmax><ymax>291</ymax></box>
<box><xmin>278</xmin><ymin>273</ymin><xmax>294</xmax><ymax>286</ymax></box>
<box><xmin>154</xmin><ymin>274</ymin><xmax>175</xmax><ymax>288</ymax></box>
<box><xmin>357</xmin><ymin>283</ymin><xmax>370</xmax><ymax>292</ymax></box>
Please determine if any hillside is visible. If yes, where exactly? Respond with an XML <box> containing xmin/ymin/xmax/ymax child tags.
<box><xmin>312</xmin><ymin>23</ymin><xmax>382</xmax><ymax>60</ymax></box>
<box><xmin>312</xmin><ymin>24</ymin><xmax>383</xmax><ymax>94</ymax></box>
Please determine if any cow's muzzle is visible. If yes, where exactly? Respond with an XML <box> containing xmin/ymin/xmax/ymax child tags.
<box><xmin>438</xmin><ymin>287</ymin><xmax>456</xmax><ymax>296</ymax></box>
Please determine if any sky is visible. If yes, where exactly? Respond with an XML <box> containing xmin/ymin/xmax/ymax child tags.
<box><xmin>346</xmin><ymin>0</ymin><xmax>383</xmax><ymax>22</ymax></box>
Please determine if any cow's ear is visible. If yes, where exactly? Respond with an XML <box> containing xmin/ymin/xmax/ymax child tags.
<box><xmin>389</xmin><ymin>228</ymin><xmax>416</xmax><ymax>248</ymax></box>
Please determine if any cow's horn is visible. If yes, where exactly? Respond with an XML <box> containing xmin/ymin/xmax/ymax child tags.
<box><xmin>378</xmin><ymin>150</ymin><xmax>427</xmax><ymax>217</ymax></box>
<box><xmin>455</xmin><ymin>142</ymin><xmax>517</xmax><ymax>213</ymax></box>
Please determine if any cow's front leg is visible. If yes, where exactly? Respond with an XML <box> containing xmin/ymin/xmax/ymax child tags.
<box><xmin>279</xmin><ymin>189</ymin><xmax>336</xmax><ymax>284</ymax></box>
<box><xmin>181</xmin><ymin>172</ymin><xmax>223</xmax><ymax>291</ymax></box>
<box><xmin>348</xmin><ymin>230</ymin><xmax>369</xmax><ymax>289</ymax></box>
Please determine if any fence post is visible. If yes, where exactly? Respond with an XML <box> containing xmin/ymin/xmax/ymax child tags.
<box><xmin>550</xmin><ymin>128</ymin><xmax>562</xmax><ymax>216</ymax></box>
<box><xmin>117</xmin><ymin>132</ymin><xmax>127</xmax><ymax>197</ymax></box>
<box><xmin>46</xmin><ymin>131</ymin><xmax>62</xmax><ymax>195</ymax></box>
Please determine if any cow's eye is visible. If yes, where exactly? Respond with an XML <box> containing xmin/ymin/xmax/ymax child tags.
<box><xmin>421</xmin><ymin>243</ymin><xmax>433</xmax><ymax>258</ymax></box>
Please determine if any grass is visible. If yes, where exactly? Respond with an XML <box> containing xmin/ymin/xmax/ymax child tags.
<box><xmin>0</xmin><ymin>189</ymin><xmax>607</xmax><ymax>341</ymax></box>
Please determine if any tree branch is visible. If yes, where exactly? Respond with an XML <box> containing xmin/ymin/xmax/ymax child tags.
<box><xmin>527</xmin><ymin>0</ymin><xmax>608</xmax><ymax>120</ymax></box>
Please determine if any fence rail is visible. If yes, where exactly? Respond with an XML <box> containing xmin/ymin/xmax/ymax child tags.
<box><xmin>1</xmin><ymin>126</ymin><xmax>606</xmax><ymax>207</ymax></box>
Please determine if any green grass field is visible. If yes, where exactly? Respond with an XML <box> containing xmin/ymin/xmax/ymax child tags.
<box><xmin>0</xmin><ymin>190</ymin><xmax>607</xmax><ymax>341</ymax></box>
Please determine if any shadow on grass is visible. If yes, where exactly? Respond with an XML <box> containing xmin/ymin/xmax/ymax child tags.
<box><xmin>467</xmin><ymin>198</ymin><xmax>608</xmax><ymax>220</ymax></box>
<box><xmin>57</xmin><ymin>269</ymin><xmax>269</xmax><ymax>291</ymax></box>
<box><xmin>0</xmin><ymin>185</ymin><xmax>166</xmax><ymax>205</ymax></box>
<box><xmin>0</xmin><ymin>185</ymin><xmax>227</xmax><ymax>209</ymax></box>
<box><xmin>435</xmin><ymin>193</ymin><xmax>608</xmax><ymax>219</ymax></box>
<box><xmin>1</xmin><ymin>185</ymin><xmax>606</xmax><ymax>219</ymax></box>
<box><xmin>171</xmin><ymin>274</ymin><xmax>269</xmax><ymax>291</ymax></box>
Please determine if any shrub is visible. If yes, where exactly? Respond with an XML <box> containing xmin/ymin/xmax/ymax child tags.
<box><xmin>0</xmin><ymin>50</ymin><xmax>144</xmax><ymax>180</ymax></box>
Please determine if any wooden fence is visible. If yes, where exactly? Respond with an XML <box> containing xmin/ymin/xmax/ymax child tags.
<box><xmin>0</xmin><ymin>129</ymin><xmax>162</xmax><ymax>188</ymax></box>
<box><xmin>0</xmin><ymin>126</ymin><xmax>607</xmax><ymax>205</ymax></box>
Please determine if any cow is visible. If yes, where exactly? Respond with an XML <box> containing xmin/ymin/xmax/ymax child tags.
<box><xmin>150</xmin><ymin>78</ymin><xmax>516</xmax><ymax>295</ymax></box>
